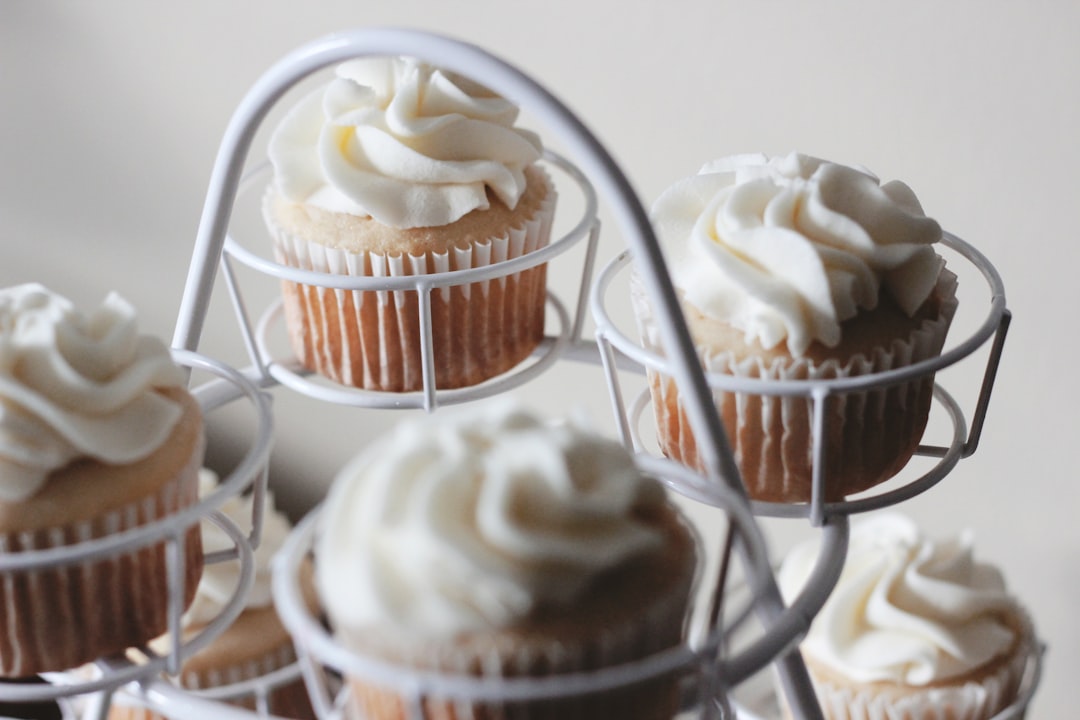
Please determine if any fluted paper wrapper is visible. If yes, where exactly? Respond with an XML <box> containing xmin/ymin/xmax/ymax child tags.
<box><xmin>267</xmin><ymin>190</ymin><xmax>556</xmax><ymax>393</ymax></box>
<box><xmin>346</xmin><ymin>585</ymin><xmax>690</xmax><ymax>720</ymax></box>
<box><xmin>631</xmin><ymin>270</ymin><xmax>959</xmax><ymax>503</ymax></box>
<box><xmin>794</xmin><ymin>614</ymin><xmax>1036</xmax><ymax>720</ymax></box>
<box><xmin>0</xmin><ymin>443</ymin><xmax>203</xmax><ymax>677</ymax></box>
<box><xmin>176</xmin><ymin>630</ymin><xmax>291</xmax><ymax>685</ymax></box>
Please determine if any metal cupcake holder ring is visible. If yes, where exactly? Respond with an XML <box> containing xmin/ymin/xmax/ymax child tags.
<box><xmin>590</xmin><ymin>232</ymin><xmax>1012</xmax><ymax>527</ymax></box>
<box><xmin>0</xmin><ymin>350</ymin><xmax>273</xmax><ymax>710</ymax></box>
<box><xmin>215</xmin><ymin>150</ymin><xmax>599</xmax><ymax>413</ymax></box>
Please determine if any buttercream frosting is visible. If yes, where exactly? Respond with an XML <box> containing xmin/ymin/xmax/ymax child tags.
<box><xmin>651</xmin><ymin>153</ymin><xmax>944</xmax><ymax>356</ymax></box>
<box><xmin>315</xmin><ymin>401</ymin><xmax>667</xmax><ymax>642</ymax></box>
<box><xmin>183</xmin><ymin>469</ymin><xmax>293</xmax><ymax>627</ymax></box>
<box><xmin>778</xmin><ymin>513</ymin><xmax>1021</xmax><ymax>685</ymax></box>
<box><xmin>0</xmin><ymin>284</ymin><xmax>185</xmax><ymax>502</ymax></box>
<box><xmin>268</xmin><ymin>57</ymin><xmax>543</xmax><ymax>229</ymax></box>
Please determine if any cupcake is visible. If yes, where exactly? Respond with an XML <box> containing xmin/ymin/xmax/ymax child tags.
<box><xmin>0</xmin><ymin>283</ymin><xmax>205</xmax><ymax>676</ymax></box>
<box><xmin>112</xmin><ymin>469</ymin><xmax>314</xmax><ymax>720</ymax></box>
<box><xmin>313</xmin><ymin>401</ymin><xmax>699</xmax><ymax>719</ymax></box>
<box><xmin>778</xmin><ymin>513</ymin><xmax>1037</xmax><ymax>720</ymax></box>
<box><xmin>633</xmin><ymin>153</ymin><xmax>958</xmax><ymax>503</ymax></box>
<box><xmin>264</xmin><ymin>57</ymin><xmax>557</xmax><ymax>392</ymax></box>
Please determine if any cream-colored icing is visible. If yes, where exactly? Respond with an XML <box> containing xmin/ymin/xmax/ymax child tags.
<box><xmin>779</xmin><ymin>514</ymin><xmax>1021</xmax><ymax>685</ymax></box>
<box><xmin>0</xmin><ymin>284</ymin><xmax>185</xmax><ymax>502</ymax></box>
<box><xmin>315</xmin><ymin>401</ymin><xmax>667</xmax><ymax>642</ymax></box>
<box><xmin>268</xmin><ymin>57</ymin><xmax>543</xmax><ymax>229</ymax></box>
<box><xmin>651</xmin><ymin>153</ymin><xmax>944</xmax><ymax>356</ymax></box>
<box><xmin>183</xmin><ymin>469</ymin><xmax>294</xmax><ymax>628</ymax></box>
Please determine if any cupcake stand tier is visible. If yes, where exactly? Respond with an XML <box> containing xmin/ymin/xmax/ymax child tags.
<box><xmin>1</xmin><ymin>27</ymin><xmax>1041</xmax><ymax>720</ymax></box>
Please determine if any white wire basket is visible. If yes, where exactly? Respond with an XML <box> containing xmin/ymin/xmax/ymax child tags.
<box><xmin>589</xmin><ymin>230</ymin><xmax>1012</xmax><ymax>526</ymax></box>
<box><xmin>214</xmin><ymin>149</ymin><xmax>601</xmax><ymax>413</ymax></box>
<box><xmin>270</xmin><ymin>454</ymin><xmax>822</xmax><ymax>720</ymax></box>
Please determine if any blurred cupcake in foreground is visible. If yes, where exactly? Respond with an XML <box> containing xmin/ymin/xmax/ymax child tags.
<box><xmin>314</xmin><ymin>401</ymin><xmax>699</xmax><ymax>719</ymax></box>
<box><xmin>633</xmin><ymin>152</ymin><xmax>958</xmax><ymax>502</ymax></box>
<box><xmin>112</xmin><ymin>469</ymin><xmax>315</xmax><ymax>719</ymax></box>
<box><xmin>0</xmin><ymin>283</ymin><xmax>204</xmax><ymax>676</ymax></box>
<box><xmin>264</xmin><ymin>57</ymin><xmax>556</xmax><ymax>393</ymax></box>
<box><xmin>778</xmin><ymin>513</ymin><xmax>1036</xmax><ymax>720</ymax></box>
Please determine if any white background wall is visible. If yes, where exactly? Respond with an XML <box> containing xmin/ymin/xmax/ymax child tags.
<box><xmin>2</xmin><ymin>2</ymin><xmax>1076</xmax><ymax>716</ymax></box>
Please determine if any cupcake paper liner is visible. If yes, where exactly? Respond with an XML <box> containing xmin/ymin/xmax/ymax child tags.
<box><xmin>347</xmin><ymin>597</ymin><xmax>689</xmax><ymax>720</ymax></box>
<box><xmin>0</xmin><ymin>436</ymin><xmax>205</xmax><ymax>677</ymax></box>
<box><xmin>631</xmin><ymin>270</ymin><xmax>959</xmax><ymax>503</ymax></box>
<box><xmin>266</xmin><ymin>184</ymin><xmax>556</xmax><ymax>393</ymax></box>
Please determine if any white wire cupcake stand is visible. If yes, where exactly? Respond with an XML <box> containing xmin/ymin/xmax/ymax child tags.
<box><xmin>0</xmin><ymin>27</ymin><xmax>1042</xmax><ymax>720</ymax></box>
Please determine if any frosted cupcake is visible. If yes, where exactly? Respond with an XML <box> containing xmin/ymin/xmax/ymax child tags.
<box><xmin>633</xmin><ymin>153</ymin><xmax>958</xmax><ymax>502</ymax></box>
<box><xmin>264</xmin><ymin>58</ymin><xmax>557</xmax><ymax>392</ymax></box>
<box><xmin>778</xmin><ymin>513</ymin><xmax>1036</xmax><ymax>720</ymax></box>
<box><xmin>314</xmin><ymin>401</ymin><xmax>699</xmax><ymax>719</ymax></box>
<box><xmin>0</xmin><ymin>284</ymin><xmax>204</xmax><ymax>676</ymax></box>
<box><xmin>112</xmin><ymin>469</ymin><xmax>314</xmax><ymax>719</ymax></box>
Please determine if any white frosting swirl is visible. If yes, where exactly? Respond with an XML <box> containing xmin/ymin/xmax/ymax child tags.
<box><xmin>315</xmin><ymin>401</ymin><xmax>667</xmax><ymax>641</ymax></box>
<box><xmin>0</xmin><ymin>284</ymin><xmax>185</xmax><ymax>501</ymax></box>
<box><xmin>779</xmin><ymin>514</ymin><xmax>1021</xmax><ymax>685</ymax></box>
<box><xmin>183</xmin><ymin>469</ymin><xmax>293</xmax><ymax>627</ymax></box>
<box><xmin>268</xmin><ymin>57</ymin><xmax>543</xmax><ymax>229</ymax></box>
<box><xmin>652</xmin><ymin>153</ymin><xmax>944</xmax><ymax>356</ymax></box>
